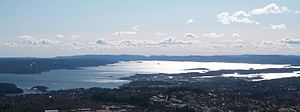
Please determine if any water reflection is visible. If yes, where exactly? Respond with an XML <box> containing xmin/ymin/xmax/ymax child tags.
<box><xmin>87</xmin><ymin>61</ymin><xmax>290</xmax><ymax>74</ymax></box>
<box><xmin>0</xmin><ymin>60</ymin><xmax>298</xmax><ymax>90</ymax></box>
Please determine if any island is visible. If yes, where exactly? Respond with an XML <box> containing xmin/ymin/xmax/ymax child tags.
<box><xmin>0</xmin><ymin>83</ymin><xmax>23</xmax><ymax>96</ymax></box>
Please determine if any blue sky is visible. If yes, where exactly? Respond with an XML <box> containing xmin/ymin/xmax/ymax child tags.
<box><xmin>0</xmin><ymin>0</ymin><xmax>300</xmax><ymax>57</ymax></box>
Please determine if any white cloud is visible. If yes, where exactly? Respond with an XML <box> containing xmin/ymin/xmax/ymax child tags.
<box><xmin>186</xmin><ymin>19</ymin><xmax>194</xmax><ymax>23</ymax></box>
<box><xmin>70</xmin><ymin>41</ymin><xmax>84</xmax><ymax>46</ymax></box>
<box><xmin>232</xmin><ymin>33</ymin><xmax>241</xmax><ymax>38</ymax></box>
<box><xmin>1</xmin><ymin>35</ymin><xmax>62</xmax><ymax>48</ymax></box>
<box><xmin>159</xmin><ymin>37</ymin><xmax>192</xmax><ymax>46</ymax></box>
<box><xmin>0</xmin><ymin>42</ymin><xmax>21</xmax><ymax>48</ymax></box>
<box><xmin>279</xmin><ymin>38</ymin><xmax>300</xmax><ymax>44</ymax></box>
<box><xmin>261</xmin><ymin>41</ymin><xmax>287</xmax><ymax>48</ymax></box>
<box><xmin>140</xmin><ymin>40</ymin><xmax>157</xmax><ymax>46</ymax></box>
<box><xmin>217</xmin><ymin>11</ymin><xmax>259</xmax><ymax>25</ymax></box>
<box><xmin>19</xmin><ymin>35</ymin><xmax>60</xmax><ymax>46</ymax></box>
<box><xmin>295</xmin><ymin>10</ymin><xmax>300</xmax><ymax>14</ymax></box>
<box><xmin>113</xmin><ymin>31</ymin><xmax>138</xmax><ymax>36</ymax></box>
<box><xmin>55</xmin><ymin>35</ymin><xmax>64</xmax><ymax>38</ymax></box>
<box><xmin>250</xmin><ymin>3</ymin><xmax>291</xmax><ymax>15</ymax></box>
<box><xmin>210</xmin><ymin>39</ymin><xmax>247</xmax><ymax>49</ymax></box>
<box><xmin>131</xmin><ymin>25</ymin><xmax>141</xmax><ymax>31</ymax></box>
<box><xmin>118</xmin><ymin>40</ymin><xmax>140</xmax><ymax>47</ymax></box>
<box><xmin>115</xmin><ymin>37</ymin><xmax>194</xmax><ymax>48</ymax></box>
<box><xmin>217</xmin><ymin>3</ymin><xmax>291</xmax><ymax>25</ymax></box>
<box><xmin>63</xmin><ymin>40</ymin><xmax>113</xmax><ymax>50</ymax></box>
<box><xmin>261</xmin><ymin>41</ymin><xmax>276</xmax><ymax>46</ymax></box>
<box><xmin>233</xmin><ymin>11</ymin><xmax>251</xmax><ymax>17</ymax></box>
<box><xmin>257</xmin><ymin>40</ymin><xmax>287</xmax><ymax>48</ymax></box>
<box><xmin>269</xmin><ymin>24</ymin><xmax>287</xmax><ymax>30</ymax></box>
<box><xmin>184</xmin><ymin>33</ymin><xmax>198</xmax><ymax>38</ymax></box>
<box><xmin>255</xmin><ymin>41</ymin><xmax>272</xmax><ymax>48</ymax></box>
<box><xmin>19</xmin><ymin>35</ymin><xmax>34</xmax><ymax>40</ymax></box>
<box><xmin>118</xmin><ymin>39</ymin><xmax>156</xmax><ymax>47</ymax></box>
<box><xmin>209</xmin><ymin>44</ymin><xmax>226</xmax><ymax>48</ymax></box>
<box><xmin>63</xmin><ymin>41</ymin><xmax>87</xmax><ymax>50</ymax></box>
<box><xmin>96</xmin><ymin>38</ymin><xmax>109</xmax><ymax>45</ymax></box>
<box><xmin>231</xmin><ymin>44</ymin><xmax>245</xmax><ymax>48</ymax></box>
<box><xmin>203</xmin><ymin>32</ymin><xmax>224</xmax><ymax>38</ymax></box>
<box><xmin>22</xmin><ymin>39</ymin><xmax>60</xmax><ymax>46</ymax></box>
<box><xmin>71</xmin><ymin>35</ymin><xmax>80</xmax><ymax>39</ymax></box>
<box><xmin>160</xmin><ymin>37</ymin><xmax>182</xmax><ymax>45</ymax></box>
<box><xmin>156</xmin><ymin>32</ymin><xmax>167</xmax><ymax>36</ymax></box>
<box><xmin>0</xmin><ymin>42</ymin><xmax>5</xmax><ymax>47</ymax></box>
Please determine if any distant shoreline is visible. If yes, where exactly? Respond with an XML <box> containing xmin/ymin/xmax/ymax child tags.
<box><xmin>1</xmin><ymin>55</ymin><xmax>300</xmax><ymax>74</ymax></box>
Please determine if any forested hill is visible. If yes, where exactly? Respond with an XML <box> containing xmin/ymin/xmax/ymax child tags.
<box><xmin>0</xmin><ymin>83</ymin><xmax>23</xmax><ymax>95</ymax></box>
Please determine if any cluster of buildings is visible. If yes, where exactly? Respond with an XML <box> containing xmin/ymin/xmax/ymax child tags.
<box><xmin>45</xmin><ymin>105</ymin><xmax>135</xmax><ymax>112</ymax></box>
<box><xmin>150</xmin><ymin>94</ymin><xmax>188</xmax><ymax>109</ymax></box>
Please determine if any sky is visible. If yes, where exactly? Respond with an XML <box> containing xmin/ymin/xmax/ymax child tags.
<box><xmin>0</xmin><ymin>0</ymin><xmax>300</xmax><ymax>57</ymax></box>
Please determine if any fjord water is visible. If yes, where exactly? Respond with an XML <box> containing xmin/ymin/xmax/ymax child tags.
<box><xmin>0</xmin><ymin>60</ymin><xmax>299</xmax><ymax>90</ymax></box>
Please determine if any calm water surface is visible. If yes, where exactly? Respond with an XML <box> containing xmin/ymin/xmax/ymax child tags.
<box><xmin>0</xmin><ymin>60</ymin><xmax>299</xmax><ymax>90</ymax></box>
